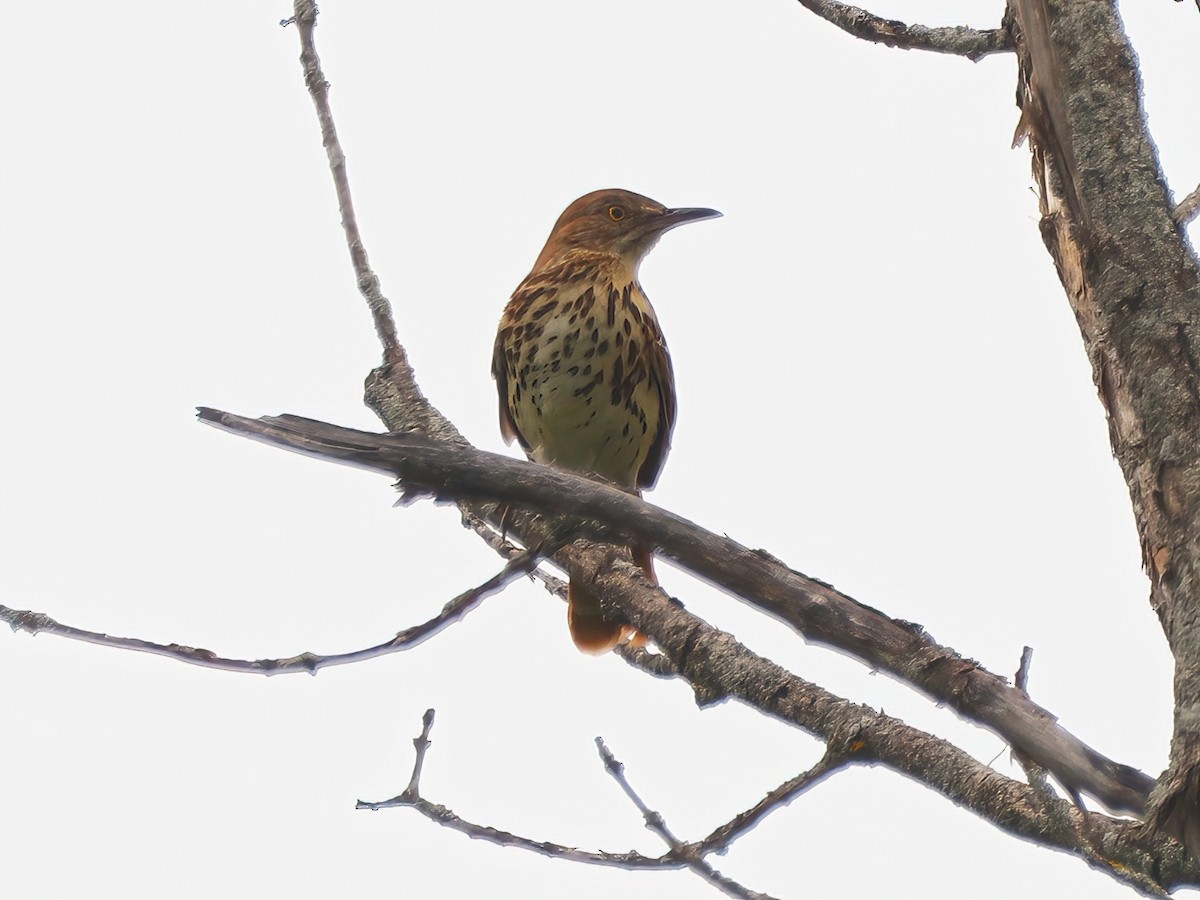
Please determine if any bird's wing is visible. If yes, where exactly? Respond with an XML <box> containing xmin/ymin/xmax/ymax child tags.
<box><xmin>492</xmin><ymin>274</ymin><xmax>556</xmax><ymax>453</ymax></box>
<box><xmin>637</xmin><ymin>323</ymin><xmax>676</xmax><ymax>491</ymax></box>
<box><xmin>491</xmin><ymin>325</ymin><xmax>521</xmax><ymax>447</ymax></box>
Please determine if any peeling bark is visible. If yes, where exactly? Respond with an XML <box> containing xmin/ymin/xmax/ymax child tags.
<box><xmin>1012</xmin><ymin>0</ymin><xmax>1200</xmax><ymax>854</ymax></box>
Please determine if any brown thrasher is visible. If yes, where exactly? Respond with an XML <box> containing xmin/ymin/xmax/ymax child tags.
<box><xmin>492</xmin><ymin>189</ymin><xmax>720</xmax><ymax>652</ymax></box>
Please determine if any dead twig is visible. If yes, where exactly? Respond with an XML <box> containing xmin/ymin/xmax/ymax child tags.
<box><xmin>0</xmin><ymin>542</ymin><xmax>552</xmax><ymax>675</ymax></box>
<box><xmin>1173</xmin><ymin>183</ymin><xmax>1200</xmax><ymax>227</ymax></box>
<box><xmin>358</xmin><ymin>711</ymin><xmax>699</xmax><ymax>870</ymax></box>
<box><xmin>360</xmin><ymin>712</ymin><xmax>778</xmax><ymax>896</ymax></box>
<box><xmin>596</xmin><ymin>737</ymin><xmax>778</xmax><ymax>900</ymax></box>
<box><xmin>197</xmin><ymin>407</ymin><xmax>1156</xmax><ymax>818</ymax></box>
<box><xmin>695</xmin><ymin>752</ymin><xmax>845</xmax><ymax>854</ymax></box>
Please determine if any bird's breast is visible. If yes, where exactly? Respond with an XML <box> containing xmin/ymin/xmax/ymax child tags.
<box><xmin>499</xmin><ymin>276</ymin><xmax>664</xmax><ymax>489</ymax></box>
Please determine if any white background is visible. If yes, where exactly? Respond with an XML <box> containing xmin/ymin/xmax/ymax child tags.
<box><xmin>2</xmin><ymin>2</ymin><xmax>1198</xmax><ymax>897</ymax></box>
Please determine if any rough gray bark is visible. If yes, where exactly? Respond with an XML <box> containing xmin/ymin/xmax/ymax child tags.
<box><xmin>196</xmin><ymin>408</ymin><xmax>1199</xmax><ymax>892</ymax></box>
<box><xmin>1011</xmin><ymin>0</ymin><xmax>1200</xmax><ymax>854</ymax></box>
<box><xmin>792</xmin><ymin>0</ymin><xmax>1012</xmax><ymax>59</ymax></box>
<box><xmin>201</xmin><ymin>408</ymin><xmax>1158</xmax><ymax>812</ymax></box>
<box><xmin>281</xmin><ymin>0</ymin><xmax>1200</xmax><ymax>882</ymax></box>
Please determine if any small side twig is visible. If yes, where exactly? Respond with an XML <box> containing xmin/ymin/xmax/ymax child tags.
<box><xmin>696</xmin><ymin>751</ymin><xmax>846</xmax><ymax>854</ymax></box>
<box><xmin>0</xmin><ymin>542</ymin><xmax>551</xmax><ymax>675</ymax></box>
<box><xmin>1015</xmin><ymin>645</ymin><xmax>1035</xmax><ymax>693</ymax></box>
<box><xmin>1173</xmin><ymin>183</ymin><xmax>1200</xmax><ymax>227</ymax></box>
<box><xmin>288</xmin><ymin>0</ymin><xmax>399</xmax><ymax>358</ymax></box>
<box><xmin>595</xmin><ymin>737</ymin><xmax>686</xmax><ymax>849</ymax></box>
<box><xmin>462</xmin><ymin>510</ymin><xmax>569</xmax><ymax>600</ymax></box>
<box><xmin>358</xmin><ymin>712</ymin><xmax>692</xmax><ymax>870</ymax></box>
<box><xmin>794</xmin><ymin>0</ymin><xmax>1013</xmax><ymax>61</ymax></box>
<box><xmin>403</xmin><ymin>709</ymin><xmax>437</xmax><ymax>799</ymax></box>
<box><xmin>595</xmin><ymin>738</ymin><xmax>778</xmax><ymax>900</ymax></box>
<box><xmin>1011</xmin><ymin>647</ymin><xmax>1084</xmax><ymax>815</ymax></box>
<box><xmin>464</xmin><ymin>508</ymin><xmax>683</xmax><ymax>680</ymax></box>
<box><xmin>360</xmin><ymin>713</ymin><xmax>807</xmax><ymax>894</ymax></box>
<box><xmin>1010</xmin><ymin>646</ymin><xmax>1058</xmax><ymax>801</ymax></box>
<box><xmin>359</xmin><ymin>703</ymin><xmax>1193</xmax><ymax>896</ymax></box>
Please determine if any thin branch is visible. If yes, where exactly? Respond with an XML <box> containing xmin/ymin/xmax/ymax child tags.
<box><xmin>363</xmin><ymin>796</ymin><xmax>678</xmax><ymax>869</ymax></box>
<box><xmin>595</xmin><ymin>738</ymin><xmax>685</xmax><ymax>849</ymax></box>
<box><xmin>457</xmin><ymin>512</ymin><xmax>677</xmax><ymax>683</ymax></box>
<box><xmin>289</xmin><ymin>0</ymin><xmax>461</xmax><ymax>447</ymax></box>
<box><xmin>288</xmin><ymin>0</ymin><xmax>398</xmax><ymax>357</ymax></box>
<box><xmin>360</xmin><ymin>714</ymin><xmax>787</xmax><ymax>896</ymax></box>
<box><xmin>357</xmin><ymin>711</ymin><xmax>695</xmax><ymax>871</ymax></box>
<box><xmin>1174</xmin><ymin>183</ymin><xmax>1200</xmax><ymax>227</ymax></box>
<box><xmin>695</xmin><ymin>752</ymin><xmax>845</xmax><ymax>854</ymax></box>
<box><xmin>265</xmin><ymin>5</ymin><xmax>1154</xmax><ymax>851</ymax></box>
<box><xmin>284</xmin><ymin>2</ymin><xmax>456</xmax><ymax>446</ymax></box>
<box><xmin>0</xmin><ymin>543</ymin><xmax>549</xmax><ymax>675</ymax></box>
<box><xmin>357</xmin><ymin>690</ymin><xmax>1196</xmax><ymax>896</ymax></box>
<box><xmin>464</xmin><ymin>515</ymin><xmax>682</xmax><ymax>682</ymax></box>
<box><xmin>1011</xmin><ymin>645</ymin><xmax>1048</xmax><ymax>791</ymax></box>
<box><xmin>403</xmin><ymin>708</ymin><xmax>437</xmax><ymax>798</ymax></box>
<box><xmin>620</xmin><ymin>617</ymin><xmax>1197</xmax><ymax>895</ymax></box>
<box><xmin>1011</xmin><ymin>647</ymin><xmax>1083</xmax><ymax>822</ymax></box>
<box><xmin>197</xmin><ymin>408</ymin><xmax>1155</xmax><ymax>818</ymax></box>
<box><xmin>595</xmin><ymin>737</ymin><xmax>776</xmax><ymax>900</ymax></box>
<box><xmin>1012</xmin><ymin>649</ymin><xmax>1167</xmax><ymax>896</ymax></box>
<box><xmin>254</xmin><ymin>3</ymin><xmax>1190</xmax><ymax>889</ymax></box>
<box><xmin>794</xmin><ymin>0</ymin><xmax>1013</xmax><ymax>60</ymax></box>
<box><xmin>1008</xmin><ymin>643</ymin><xmax>1078</xmax><ymax>811</ymax></box>
<box><xmin>461</xmin><ymin>509</ymin><xmax>570</xmax><ymax>599</ymax></box>
<box><xmin>1015</xmin><ymin>645</ymin><xmax>1034</xmax><ymax>693</ymax></box>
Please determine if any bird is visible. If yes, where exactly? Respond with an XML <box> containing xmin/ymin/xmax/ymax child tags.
<box><xmin>492</xmin><ymin>189</ymin><xmax>720</xmax><ymax>652</ymax></box>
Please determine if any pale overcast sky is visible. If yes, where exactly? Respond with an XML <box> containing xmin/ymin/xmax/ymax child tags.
<box><xmin>2</xmin><ymin>2</ymin><xmax>1198</xmax><ymax>898</ymax></box>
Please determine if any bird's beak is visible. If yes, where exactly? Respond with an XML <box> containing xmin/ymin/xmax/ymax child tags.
<box><xmin>659</xmin><ymin>207</ymin><xmax>723</xmax><ymax>230</ymax></box>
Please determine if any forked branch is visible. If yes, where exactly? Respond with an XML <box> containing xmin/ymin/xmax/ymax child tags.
<box><xmin>357</xmin><ymin>710</ymin><xmax>726</xmax><ymax>872</ymax></box>
<box><xmin>196</xmin><ymin>407</ymin><xmax>1155</xmax><ymax>820</ymax></box>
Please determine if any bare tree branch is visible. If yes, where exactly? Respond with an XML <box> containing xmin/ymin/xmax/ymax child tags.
<box><xmin>793</xmin><ymin>0</ymin><xmax>1013</xmax><ymax>60</ymax></box>
<box><xmin>357</xmin><ymin>710</ymin><xmax>709</xmax><ymax>871</ymax></box>
<box><xmin>403</xmin><ymin>708</ymin><xmax>437</xmax><ymax>798</ymax></box>
<box><xmin>355</xmin><ymin>681</ymin><xmax>1196</xmax><ymax>895</ymax></box>
<box><xmin>595</xmin><ymin>737</ymin><xmax>777</xmax><ymax>900</ymax></box>
<box><xmin>694</xmin><ymin>753</ymin><xmax>844</xmax><ymax>854</ymax></box>
<box><xmin>1174</xmin><ymin>182</ymin><xmax>1200</xmax><ymax>227</ymax></box>
<box><xmin>196</xmin><ymin>408</ymin><xmax>1155</xmax><ymax>818</ymax></box>
<box><xmin>1015</xmin><ymin>645</ymin><xmax>1034</xmax><ymax>694</ymax></box>
<box><xmin>287</xmin><ymin>0</ymin><xmax>399</xmax><ymax>359</ymax></box>
<box><xmin>1011</xmin><ymin>0</ymin><xmax>1200</xmax><ymax>856</ymax></box>
<box><xmin>124</xmin><ymin>1</ymin><xmax>1189</xmax><ymax>892</ymax></box>
<box><xmin>286</xmin><ymin>0</ymin><xmax>758</xmax><ymax>780</ymax></box>
<box><xmin>177</xmin><ymin>3</ymin><xmax>1194</xmax><ymax>886</ymax></box>
<box><xmin>632</xmin><ymin>616</ymin><xmax>1193</xmax><ymax>896</ymax></box>
<box><xmin>0</xmin><ymin>543</ymin><xmax>549</xmax><ymax>675</ymax></box>
<box><xmin>460</xmin><ymin>514</ymin><xmax>690</xmax><ymax>684</ymax></box>
<box><xmin>1009</xmin><ymin>646</ymin><xmax>1092</xmax><ymax>861</ymax></box>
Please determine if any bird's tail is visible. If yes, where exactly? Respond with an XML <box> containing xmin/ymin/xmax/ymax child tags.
<box><xmin>567</xmin><ymin>545</ymin><xmax>654</xmax><ymax>653</ymax></box>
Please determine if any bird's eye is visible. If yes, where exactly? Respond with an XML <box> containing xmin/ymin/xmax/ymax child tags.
<box><xmin>608</xmin><ymin>206</ymin><xmax>625</xmax><ymax>221</ymax></box>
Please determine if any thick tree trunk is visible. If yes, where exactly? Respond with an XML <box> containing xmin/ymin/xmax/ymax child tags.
<box><xmin>1012</xmin><ymin>0</ymin><xmax>1200</xmax><ymax>853</ymax></box>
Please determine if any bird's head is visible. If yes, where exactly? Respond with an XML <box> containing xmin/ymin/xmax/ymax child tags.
<box><xmin>533</xmin><ymin>188</ymin><xmax>720</xmax><ymax>271</ymax></box>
